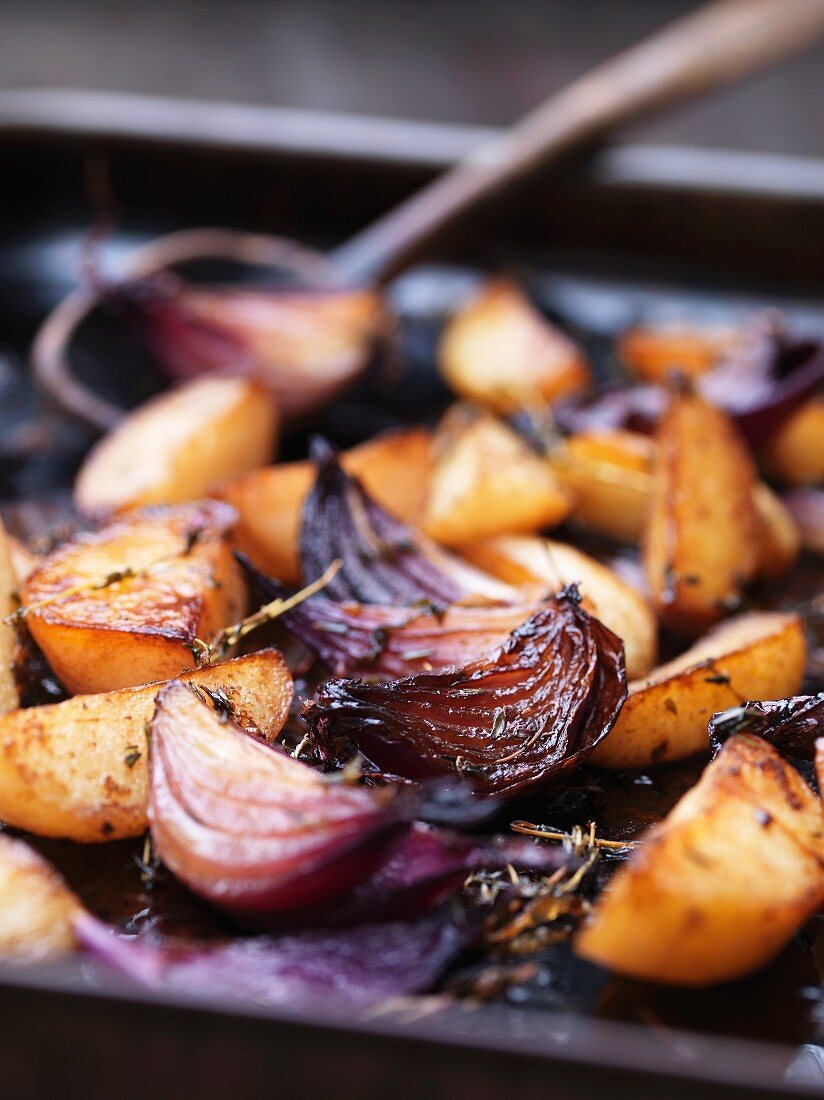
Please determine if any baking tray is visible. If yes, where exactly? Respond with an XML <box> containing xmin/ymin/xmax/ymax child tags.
<box><xmin>1</xmin><ymin>88</ymin><xmax>824</xmax><ymax>1099</ymax></box>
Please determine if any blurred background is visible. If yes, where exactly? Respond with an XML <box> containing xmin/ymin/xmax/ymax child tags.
<box><xmin>0</xmin><ymin>0</ymin><xmax>822</xmax><ymax>155</ymax></box>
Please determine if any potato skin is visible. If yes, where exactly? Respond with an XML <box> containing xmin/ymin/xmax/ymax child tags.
<box><xmin>460</xmin><ymin>534</ymin><xmax>656</xmax><ymax>679</ymax></box>
<box><xmin>217</xmin><ymin>426</ymin><xmax>434</xmax><ymax>584</ymax></box>
<box><xmin>0</xmin><ymin>520</ymin><xmax>19</xmax><ymax>714</ymax></box>
<box><xmin>422</xmin><ymin>407</ymin><xmax>573</xmax><ymax>547</ymax></box>
<box><xmin>0</xmin><ymin>648</ymin><xmax>292</xmax><ymax>842</ymax></box>
<box><xmin>644</xmin><ymin>387</ymin><xmax>759</xmax><ymax>636</ymax></box>
<box><xmin>591</xmin><ymin>611</ymin><xmax>806</xmax><ymax>769</ymax></box>
<box><xmin>22</xmin><ymin>501</ymin><xmax>246</xmax><ymax>694</ymax></box>
<box><xmin>550</xmin><ymin>430</ymin><xmax>654</xmax><ymax>544</ymax></box>
<box><xmin>0</xmin><ymin>834</ymin><xmax>80</xmax><ymax>961</ymax></box>
<box><xmin>438</xmin><ymin>278</ymin><xmax>589</xmax><ymax>414</ymax></box>
<box><xmin>74</xmin><ymin>376</ymin><xmax>279</xmax><ymax>516</ymax></box>
<box><xmin>577</xmin><ymin>736</ymin><xmax>824</xmax><ymax>986</ymax></box>
<box><xmin>763</xmin><ymin>398</ymin><xmax>824</xmax><ymax>487</ymax></box>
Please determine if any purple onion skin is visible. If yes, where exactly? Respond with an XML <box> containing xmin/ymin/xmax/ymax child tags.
<box><xmin>305</xmin><ymin>588</ymin><xmax>627</xmax><ymax>799</ymax></box>
<box><xmin>709</xmin><ymin>695</ymin><xmax>824</xmax><ymax>760</ymax></box>
<box><xmin>237</xmin><ymin>551</ymin><xmax>539</xmax><ymax>679</ymax></box>
<box><xmin>299</xmin><ymin>439</ymin><xmax>513</xmax><ymax>607</ymax></box>
<box><xmin>553</xmin><ymin>325</ymin><xmax>824</xmax><ymax>450</ymax></box>
<box><xmin>75</xmin><ymin>906</ymin><xmax>477</xmax><ymax>1012</ymax></box>
<box><xmin>296</xmin><ymin>822</ymin><xmax>570</xmax><ymax>925</ymax></box>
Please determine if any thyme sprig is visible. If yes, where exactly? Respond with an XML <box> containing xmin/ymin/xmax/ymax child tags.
<box><xmin>510</xmin><ymin>819</ymin><xmax>639</xmax><ymax>852</ymax></box>
<box><xmin>201</xmin><ymin>558</ymin><xmax>342</xmax><ymax>663</ymax></box>
<box><xmin>5</xmin><ymin>526</ymin><xmax>206</xmax><ymax>625</ymax></box>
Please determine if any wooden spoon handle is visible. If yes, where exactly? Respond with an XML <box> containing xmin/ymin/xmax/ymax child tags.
<box><xmin>332</xmin><ymin>0</ymin><xmax>824</xmax><ymax>285</ymax></box>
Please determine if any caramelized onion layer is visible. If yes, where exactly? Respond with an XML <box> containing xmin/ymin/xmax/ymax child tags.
<box><xmin>305</xmin><ymin>589</ymin><xmax>627</xmax><ymax>797</ymax></box>
<box><xmin>300</xmin><ymin>439</ymin><xmax>514</xmax><ymax>607</ymax></box>
<box><xmin>709</xmin><ymin>695</ymin><xmax>824</xmax><ymax>760</ymax></box>
<box><xmin>239</xmin><ymin>551</ymin><xmax>540</xmax><ymax>677</ymax></box>
<box><xmin>149</xmin><ymin>680</ymin><xmax>407</xmax><ymax>924</ymax></box>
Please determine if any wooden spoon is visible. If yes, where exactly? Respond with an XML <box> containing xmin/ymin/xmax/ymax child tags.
<box><xmin>33</xmin><ymin>0</ymin><xmax>824</xmax><ymax>428</ymax></box>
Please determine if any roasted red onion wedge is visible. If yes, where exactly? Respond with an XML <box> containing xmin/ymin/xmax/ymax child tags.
<box><xmin>305</xmin><ymin>588</ymin><xmax>627</xmax><ymax>797</ymax></box>
<box><xmin>323</xmin><ymin>822</ymin><xmax>569</xmax><ymax>923</ymax></box>
<box><xmin>300</xmin><ymin>438</ymin><xmax>515</xmax><ymax>607</ymax></box>
<box><xmin>116</xmin><ymin>275</ymin><xmax>390</xmax><ymax>421</ymax></box>
<box><xmin>238</xmin><ymin>551</ymin><xmax>541</xmax><ymax>677</ymax></box>
<box><xmin>709</xmin><ymin>695</ymin><xmax>824</xmax><ymax>760</ymax></box>
<box><xmin>149</xmin><ymin>679</ymin><xmax>410</xmax><ymax>925</ymax></box>
<box><xmin>554</xmin><ymin>322</ymin><xmax>824</xmax><ymax>449</ymax></box>
<box><xmin>75</xmin><ymin>907</ymin><xmax>476</xmax><ymax>1011</ymax></box>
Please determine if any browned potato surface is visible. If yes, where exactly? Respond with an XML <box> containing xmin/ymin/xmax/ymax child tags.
<box><xmin>22</xmin><ymin>502</ymin><xmax>245</xmax><ymax>694</ymax></box>
<box><xmin>763</xmin><ymin>398</ymin><xmax>824</xmax><ymax>487</ymax></box>
<box><xmin>550</xmin><ymin>430</ymin><xmax>654</xmax><ymax>543</ymax></box>
<box><xmin>752</xmin><ymin>482</ymin><xmax>801</xmax><ymax>580</ymax></box>
<box><xmin>461</xmin><ymin>534</ymin><xmax>656</xmax><ymax>678</ymax></box>
<box><xmin>577</xmin><ymin>735</ymin><xmax>824</xmax><ymax>985</ymax></box>
<box><xmin>0</xmin><ymin>648</ymin><xmax>292</xmax><ymax>842</ymax></box>
<box><xmin>423</xmin><ymin>407</ymin><xmax>573</xmax><ymax>547</ymax></box>
<box><xmin>438</xmin><ymin>278</ymin><xmax>589</xmax><ymax>414</ymax></box>
<box><xmin>75</xmin><ymin>376</ymin><xmax>279</xmax><ymax>516</ymax></box>
<box><xmin>217</xmin><ymin>426</ymin><xmax>434</xmax><ymax>584</ymax></box>
<box><xmin>591</xmin><ymin>611</ymin><xmax>806</xmax><ymax>769</ymax></box>
<box><xmin>0</xmin><ymin>520</ymin><xmax>19</xmax><ymax>714</ymax></box>
<box><xmin>643</xmin><ymin>386</ymin><xmax>758</xmax><ymax>636</ymax></box>
<box><xmin>618</xmin><ymin>323</ymin><xmax>735</xmax><ymax>382</ymax></box>
<box><xmin>0</xmin><ymin>834</ymin><xmax>81</xmax><ymax>961</ymax></box>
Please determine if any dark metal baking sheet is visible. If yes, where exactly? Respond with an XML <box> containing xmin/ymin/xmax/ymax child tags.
<box><xmin>0</xmin><ymin>88</ymin><xmax>823</xmax><ymax>1099</ymax></box>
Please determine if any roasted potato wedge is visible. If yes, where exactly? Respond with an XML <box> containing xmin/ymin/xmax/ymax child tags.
<box><xmin>762</xmin><ymin>397</ymin><xmax>824</xmax><ymax>487</ymax></box>
<box><xmin>74</xmin><ymin>376</ymin><xmax>279</xmax><ymax>516</ymax></box>
<box><xmin>0</xmin><ymin>834</ymin><xmax>81</xmax><ymax>961</ymax></box>
<box><xmin>460</xmin><ymin>534</ymin><xmax>656</xmax><ymax>678</ymax></box>
<box><xmin>22</xmin><ymin>502</ymin><xmax>245</xmax><ymax>694</ymax></box>
<box><xmin>752</xmin><ymin>482</ymin><xmax>801</xmax><ymax>580</ymax></box>
<box><xmin>577</xmin><ymin>735</ymin><xmax>824</xmax><ymax>986</ymax></box>
<box><xmin>217</xmin><ymin>426</ymin><xmax>434</xmax><ymax>584</ymax></box>
<box><xmin>643</xmin><ymin>385</ymin><xmax>758</xmax><ymax>635</ymax></box>
<box><xmin>422</xmin><ymin>407</ymin><xmax>573</xmax><ymax>546</ymax></box>
<box><xmin>438</xmin><ymin>277</ymin><xmax>589</xmax><ymax>414</ymax></box>
<box><xmin>0</xmin><ymin>520</ymin><xmax>19</xmax><ymax>714</ymax></box>
<box><xmin>618</xmin><ymin>322</ymin><xmax>735</xmax><ymax>382</ymax></box>
<box><xmin>591</xmin><ymin>611</ymin><xmax>806</xmax><ymax>769</ymax></box>
<box><xmin>0</xmin><ymin>648</ymin><xmax>292</xmax><ymax>841</ymax></box>
<box><xmin>549</xmin><ymin>430</ymin><xmax>654</xmax><ymax>544</ymax></box>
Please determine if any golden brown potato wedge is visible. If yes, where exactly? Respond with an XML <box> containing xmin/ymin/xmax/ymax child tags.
<box><xmin>816</xmin><ymin>738</ymin><xmax>824</xmax><ymax>794</ymax></box>
<box><xmin>591</xmin><ymin>611</ymin><xmax>805</xmax><ymax>769</ymax></box>
<box><xmin>0</xmin><ymin>834</ymin><xmax>81</xmax><ymax>961</ymax></box>
<box><xmin>618</xmin><ymin>322</ymin><xmax>735</xmax><ymax>383</ymax></box>
<box><xmin>22</xmin><ymin>502</ymin><xmax>246</xmax><ymax>694</ymax></box>
<box><xmin>460</xmin><ymin>534</ymin><xmax>657</xmax><ymax>679</ymax></box>
<box><xmin>422</xmin><ymin>407</ymin><xmax>573</xmax><ymax>547</ymax></box>
<box><xmin>74</xmin><ymin>376</ymin><xmax>279</xmax><ymax>516</ymax></box>
<box><xmin>549</xmin><ymin>430</ymin><xmax>654</xmax><ymax>544</ymax></box>
<box><xmin>0</xmin><ymin>520</ymin><xmax>19</xmax><ymax>715</ymax></box>
<box><xmin>762</xmin><ymin>398</ymin><xmax>824</xmax><ymax>487</ymax></box>
<box><xmin>217</xmin><ymin>426</ymin><xmax>434</xmax><ymax>584</ymax></box>
<box><xmin>752</xmin><ymin>482</ymin><xmax>801</xmax><ymax>580</ymax></box>
<box><xmin>0</xmin><ymin>648</ymin><xmax>292</xmax><ymax>842</ymax></box>
<box><xmin>643</xmin><ymin>386</ymin><xmax>758</xmax><ymax>636</ymax></box>
<box><xmin>577</xmin><ymin>735</ymin><xmax>824</xmax><ymax>986</ymax></box>
<box><xmin>438</xmin><ymin>277</ymin><xmax>589</xmax><ymax>414</ymax></box>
